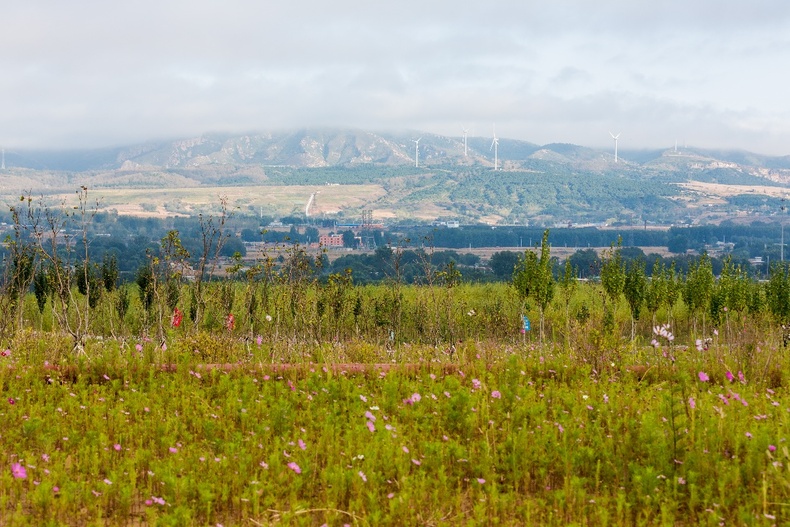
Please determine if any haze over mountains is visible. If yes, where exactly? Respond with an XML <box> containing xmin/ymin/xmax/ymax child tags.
<box><xmin>4</xmin><ymin>128</ymin><xmax>790</xmax><ymax>174</ymax></box>
<box><xmin>2</xmin><ymin>128</ymin><xmax>789</xmax><ymax>226</ymax></box>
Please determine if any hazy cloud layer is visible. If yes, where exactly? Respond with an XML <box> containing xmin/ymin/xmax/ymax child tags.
<box><xmin>1</xmin><ymin>0</ymin><xmax>789</xmax><ymax>154</ymax></box>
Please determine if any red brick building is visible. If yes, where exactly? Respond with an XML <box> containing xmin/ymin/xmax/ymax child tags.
<box><xmin>319</xmin><ymin>234</ymin><xmax>344</xmax><ymax>247</ymax></box>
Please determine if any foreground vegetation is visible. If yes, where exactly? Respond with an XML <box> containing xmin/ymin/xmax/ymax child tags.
<box><xmin>3</xmin><ymin>336</ymin><xmax>790</xmax><ymax>526</ymax></box>
<box><xmin>6</xmin><ymin>198</ymin><xmax>790</xmax><ymax>524</ymax></box>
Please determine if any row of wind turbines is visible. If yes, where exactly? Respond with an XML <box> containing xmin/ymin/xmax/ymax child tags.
<box><xmin>413</xmin><ymin>125</ymin><xmax>501</xmax><ymax>169</ymax></box>
<box><xmin>412</xmin><ymin>127</ymin><xmax>622</xmax><ymax>169</ymax></box>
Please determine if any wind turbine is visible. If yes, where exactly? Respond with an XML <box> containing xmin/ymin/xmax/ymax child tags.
<box><xmin>490</xmin><ymin>125</ymin><xmax>499</xmax><ymax>170</ymax></box>
<box><xmin>1</xmin><ymin>148</ymin><xmax>4</xmax><ymax>171</ymax></box>
<box><xmin>461</xmin><ymin>127</ymin><xmax>468</xmax><ymax>157</ymax></box>
<box><xmin>412</xmin><ymin>138</ymin><xmax>422</xmax><ymax>168</ymax></box>
<box><xmin>609</xmin><ymin>131</ymin><xmax>621</xmax><ymax>163</ymax></box>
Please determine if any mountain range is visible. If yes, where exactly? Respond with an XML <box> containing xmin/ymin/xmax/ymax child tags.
<box><xmin>1</xmin><ymin>128</ymin><xmax>789</xmax><ymax>225</ymax></box>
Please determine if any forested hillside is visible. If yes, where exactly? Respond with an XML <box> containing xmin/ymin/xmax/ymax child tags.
<box><xmin>1</xmin><ymin>128</ymin><xmax>789</xmax><ymax>226</ymax></box>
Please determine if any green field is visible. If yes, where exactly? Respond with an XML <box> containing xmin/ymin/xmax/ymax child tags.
<box><xmin>3</xmin><ymin>227</ymin><xmax>790</xmax><ymax>525</ymax></box>
<box><xmin>2</xmin><ymin>336</ymin><xmax>789</xmax><ymax>526</ymax></box>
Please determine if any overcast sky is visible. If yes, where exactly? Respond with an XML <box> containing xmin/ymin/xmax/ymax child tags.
<box><xmin>2</xmin><ymin>0</ymin><xmax>789</xmax><ymax>155</ymax></box>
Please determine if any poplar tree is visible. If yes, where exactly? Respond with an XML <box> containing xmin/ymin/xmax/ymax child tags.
<box><xmin>624</xmin><ymin>259</ymin><xmax>646</xmax><ymax>341</ymax></box>
<box><xmin>513</xmin><ymin>230</ymin><xmax>554</xmax><ymax>342</ymax></box>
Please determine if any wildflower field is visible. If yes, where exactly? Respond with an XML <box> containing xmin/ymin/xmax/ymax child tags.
<box><xmin>5</xmin><ymin>209</ymin><xmax>790</xmax><ymax>524</ymax></box>
<box><xmin>3</xmin><ymin>329</ymin><xmax>790</xmax><ymax>526</ymax></box>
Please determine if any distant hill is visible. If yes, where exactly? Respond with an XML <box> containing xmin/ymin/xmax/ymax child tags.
<box><xmin>3</xmin><ymin>128</ymin><xmax>789</xmax><ymax>178</ymax></box>
<box><xmin>1</xmin><ymin>128</ymin><xmax>789</xmax><ymax>226</ymax></box>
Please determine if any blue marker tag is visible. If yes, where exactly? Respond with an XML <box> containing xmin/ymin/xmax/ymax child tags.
<box><xmin>522</xmin><ymin>315</ymin><xmax>531</xmax><ymax>332</ymax></box>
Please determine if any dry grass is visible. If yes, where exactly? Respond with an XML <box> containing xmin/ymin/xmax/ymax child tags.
<box><xmin>34</xmin><ymin>184</ymin><xmax>387</xmax><ymax>218</ymax></box>
<box><xmin>679</xmin><ymin>181</ymin><xmax>787</xmax><ymax>198</ymax></box>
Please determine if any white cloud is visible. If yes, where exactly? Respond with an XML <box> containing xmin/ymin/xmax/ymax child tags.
<box><xmin>0</xmin><ymin>0</ymin><xmax>788</xmax><ymax>154</ymax></box>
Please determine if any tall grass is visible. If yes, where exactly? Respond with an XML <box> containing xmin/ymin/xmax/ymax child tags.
<box><xmin>2</xmin><ymin>342</ymin><xmax>790</xmax><ymax>525</ymax></box>
<box><xmin>3</xmin><ymin>274</ymin><xmax>790</xmax><ymax>524</ymax></box>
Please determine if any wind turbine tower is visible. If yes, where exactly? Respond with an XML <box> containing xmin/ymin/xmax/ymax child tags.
<box><xmin>490</xmin><ymin>125</ymin><xmax>499</xmax><ymax>170</ymax></box>
<box><xmin>1</xmin><ymin>149</ymin><xmax>4</xmax><ymax>170</ymax></box>
<box><xmin>609</xmin><ymin>132</ymin><xmax>621</xmax><ymax>163</ymax></box>
<box><xmin>462</xmin><ymin>127</ymin><xmax>468</xmax><ymax>157</ymax></box>
<box><xmin>412</xmin><ymin>138</ymin><xmax>422</xmax><ymax>168</ymax></box>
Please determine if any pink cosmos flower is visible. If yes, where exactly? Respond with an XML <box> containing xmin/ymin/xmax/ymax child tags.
<box><xmin>698</xmin><ymin>371</ymin><xmax>709</xmax><ymax>382</ymax></box>
<box><xmin>287</xmin><ymin>462</ymin><xmax>302</xmax><ymax>474</ymax></box>
<box><xmin>152</xmin><ymin>496</ymin><xmax>165</xmax><ymax>505</ymax></box>
<box><xmin>11</xmin><ymin>463</ymin><xmax>26</xmax><ymax>479</ymax></box>
<box><xmin>402</xmin><ymin>446</ymin><xmax>409</xmax><ymax>454</ymax></box>
<box><xmin>366</xmin><ymin>421</ymin><xmax>375</xmax><ymax>433</ymax></box>
<box><xmin>135</xmin><ymin>343</ymin><xmax>143</xmax><ymax>353</ymax></box>
<box><xmin>411</xmin><ymin>459</ymin><xmax>421</xmax><ymax>466</ymax></box>
<box><xmin>169</xmin><ymin>447</ymin><xmax>178</xmax><ymax>453</ymax></box>
<box><xmin>688</xmin><ymin>397</ymin><xmax>696</xmax><ymax>409</ymax></box>
<box><xmin>745</xmin><ymin>432</ymin><xmax>753</xmax><ymax>439</ymax></box>
<box><xmin>256</xmin><ymin>335</ymin><xmax>263</xmax><ymax>346</ymax></box>
<box><xmin>53</xmin><ymin>486</ymin><xmax>59</xmax><ymax>493</ymax></box>
<box><xmin>769</xmin><ymin>445</ymin><xmax>777</xmax><ymax>452</ymax></box>
<box><xmin>364</xmin><ymin>411</ymin><xmax>376</xmax><ymax>421</ymax></box>
<box><xmin>726</xmin><ymin>371</ymin><xmax>734</xmax><ymax>382</ymax></box>
<box><xmin>104</xmin><ymin>478</ymin><xmax>112</xmax><ymax>485</ymax></box>
<box><xmin>358</xmin><ymin>471</ymin><xmax>367</xmax><ymax>482</ymax></box>
<box><xmin>472</xmin><ymin>379</ymin><xmax>481</xmax><ymax>390</ymax></box>
<box><xmin>114</xmin><ymin>444</ymin><xmax>121</xmax><ymax>451</ymax></box>
<box><xmin>477</xmin><ymin>478</ymin><xmax>485</xmax><ymax>484</ymax></box>
<box><xmin>491</xmin><ymin>390</ymin><xmax>502</xmax><ymax>399</ymax></box>
<box><xmin>298</xmin><ymin>439</ymin><xmax>306</xmax><ymax>451</ymax></box>
<box><xmin>738</xmin><ymin>371</ymin><xmax>746</xmax><ymax>383</ymax></box>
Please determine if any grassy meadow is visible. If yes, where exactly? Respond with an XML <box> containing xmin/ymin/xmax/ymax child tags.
<box><xmin>2</xmin><ymin>270</ymin><xmax>790</xmax><ymax>525</ymax></box>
